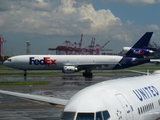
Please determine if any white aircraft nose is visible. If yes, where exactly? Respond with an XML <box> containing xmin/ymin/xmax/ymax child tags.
<box><xmin>3</xmin><ymin>60</ymin><xmax>8</xmax><ymax>66</ymax></box>
<box><xmin>3</xmin><ymin>59</ymin><xmax>12</xmax><ymax>67</ymax></box>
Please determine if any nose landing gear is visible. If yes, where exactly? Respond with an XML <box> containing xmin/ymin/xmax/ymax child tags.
<box><xmin>24</xmin><ymin>70</ymin><xmax>27</xmax><ymax>77</ymax></box>
<box><xmin>24</xmin><ymin>70</ymin><xmax>27</xmax><ymax>80</ymax></box>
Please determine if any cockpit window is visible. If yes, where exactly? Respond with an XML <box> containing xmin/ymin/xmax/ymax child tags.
<box><xmin>76</xmin><ymin>113</ymin><xmax>94</xmax><ymax>120</ymax></box>
<box><xmin>61</xmin><ymin>111</ymin><xmax>110</xmax><ymax>120</ymax></box>
<box><xmin>96</xmin><ymin>111</ymin><xmax>110</xmax><ymax>120</ymax></box>
<box><xmin>102</xmin><ymin>111</ymin><xmax>110</xmax><ymax>120</ymax></box>
<box><xmin>60</xmin><ymin>112</ymin><xmax>75</xmax><ymax>120</ymax></box>
<box><xmin>7</xmin><ymin>59</ymin><xmax>11</xmax><ymax>62</ymax></box>
<box><xmin>96</xmin><ymin>112</ymin><xmax>103</xmax><ymax>120</ymax></box>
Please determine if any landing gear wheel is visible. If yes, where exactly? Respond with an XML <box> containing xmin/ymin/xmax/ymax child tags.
<box><xmin>83</xmin><ymin>72</ymin><xmax>86</xmax><ymax>77</ymax></box>
<box><xmin>83</xmin><ymin>72</ymin><xmax>93</xmax><ymax>78</ymax></box>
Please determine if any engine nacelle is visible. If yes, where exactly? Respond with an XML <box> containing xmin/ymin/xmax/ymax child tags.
<box><xmin>62</xmin><ymin>66</ymin><xmax>78</xmax><ymax>73</ymax></box>
<box><xmin>123</xmin><ymin>47</ymin><xmax>131</xmax><ymax>52</ymax></box>
<box><xmin>123</xmin><ymin>47</ymin><xmax>156</xmax><ymax>56</ymax></box>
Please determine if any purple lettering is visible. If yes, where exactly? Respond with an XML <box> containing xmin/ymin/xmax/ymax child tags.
<box><xmin>29</xmin><ymin>57</ymin><xmax>35</xmax><ymax>65</ymax></box>
<box><xmin>29</xmin><ymin>57</ymin><xmax>56</xmax><ymax>66</ymax></box>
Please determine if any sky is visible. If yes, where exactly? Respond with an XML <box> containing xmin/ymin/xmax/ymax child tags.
<box><xmin>0</xmin><ymin>0</ymin><xmax>160</xmax><ymax>56</ymax></box>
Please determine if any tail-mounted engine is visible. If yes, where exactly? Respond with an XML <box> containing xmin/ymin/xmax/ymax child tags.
<box><xmin>123</xmin><ymin>47</ymin><xmax>157</xmax><ymax>56</ymax></box>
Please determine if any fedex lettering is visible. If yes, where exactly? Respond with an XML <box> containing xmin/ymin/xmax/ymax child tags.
<box><xmin>133</xmin><ymin>50</ymin><xmax>144</xmax><ymax>55</ymax></box>
<box><xmin>133</xmin><ymin>85</ymin><xmax>159</xmax><ymax>101</ymax></box>
<box><xmin>29</xmin><ymin>57</ymin><xmax>56</xmax><ymax>65</ymax></box>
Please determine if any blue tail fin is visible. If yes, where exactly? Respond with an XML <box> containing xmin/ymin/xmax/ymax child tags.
<box><xmin>125</xmin><ymin>32</ymin><xmax>153</xmax><ymax>57</ymax></box>
<box><xmin>132</xmin><ymin>32</ymin><xmax>153</xmax><ymax>48</ymax></box>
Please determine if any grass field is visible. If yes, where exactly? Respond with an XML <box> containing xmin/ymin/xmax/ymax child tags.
<box><xmin>0</xmin><ymin>65</ymin><xmax>14</xmax><ymax>70</ymax></box>
<box><xmin>0</xmin><ymin>65</ymin><xmax>61</xmax><ymax>76</ymax></box>
<box><xmin>0</xmin><ymin>81</ymin><xmax>50</xmax><ymax>85</ymax></box>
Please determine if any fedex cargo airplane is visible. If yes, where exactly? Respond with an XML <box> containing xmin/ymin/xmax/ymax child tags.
<box><xmin>1</xmin><ymin>70</ymin><xmax>160</xmax><ymax>119</ymax></box>
<box><xmin>3</xmin><ymin>32</ymin><xmax>153</xmax><ymax>78</ymax></box>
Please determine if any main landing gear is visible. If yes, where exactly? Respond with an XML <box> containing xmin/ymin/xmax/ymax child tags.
<box><xmin>83</xmin><ymin>70</ymin><xmax>93</xmax><ymax>78</ymax></box>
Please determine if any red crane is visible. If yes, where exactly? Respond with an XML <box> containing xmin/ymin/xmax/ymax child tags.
<box><xmin>101</xmin><ymin>40</ymin><xmax>110</xmax><ymax>50</ymax></box>
<box><xmin>48</xmin><ymin>34</ymin><xmax>84</xmax><ymax>55</ymax></box>
<box><xmin>88</xmin><ymin>37</ymin><xmax>96</xmax><ymax>55</ymax></box>
<box><xmin>77</xmin><ymin>34</ymin><xmax>83</xmax><ymax>54</ymax></box>
<box><xmin>48</xmin><ymin>34</ymin><xmax>112</xmax><ymax>55</ymax></box>
<box><xmin>101</xmin><ymin>40</ymin><xmax>112</xmax><ymax>51</ymax></box>
<box><xmin>0</xmin><ymin>34</ymin><xmax>6</xmax><ymax>56</ymax></box>
<box><xmin>79</xmin><ymin>34</ymin><xmax>83</xmax><ymax>48</ymax></box>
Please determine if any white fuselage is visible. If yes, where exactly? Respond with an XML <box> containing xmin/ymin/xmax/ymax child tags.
<box><xmin>62</xmin><ymin>73</ymin><xmax>160</xmax><ymax>120</ymax></box>
<box><xmin>4</xmin><ymin>55</ymin><xmax>123</xmax><ymax>70</ymax></box>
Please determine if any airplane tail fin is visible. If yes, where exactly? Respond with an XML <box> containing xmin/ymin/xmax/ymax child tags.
<box><xmin>125</xmin><ymin>32</ymin><xmax>153</xmax><ymax>57</ymax></box>
<box><xmin>132</xmin><ymin>32</ymin><xmax>153</xmax><ymax>48</ymax></box>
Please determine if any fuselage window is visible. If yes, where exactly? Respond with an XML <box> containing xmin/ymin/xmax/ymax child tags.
<box><xmin>60</xmin><ymin>112</ymin><xmax>75</xmax><ymax>120</ymax></box>
<box><xmin>158</xmin><ymin>99</ymin><xmax>160</xmax><ymax>106</ymax></box>
<box><xmin>137</xmin><ymin>102</ymin><xmax>155</xmax><ymax>115</ymax></box>
<box><xmin>138</xmin><ymin>108</ymin><xmax>140</xmax><ymax>115</ymax></box>
<box><xmin>143</xmin><ymin>105</ymin><xmax>146</xmax><ymax>113</ymax></box>
<box><xmin>149</xmin><ymin>103</ymin><xmax>152</xmax><ymax>110</ymax></box>
<box><xmin>145</xmin><ymin>105</ymin><xmax>147</xmax><ymax>112</ymax></box>
<box><xmin>146</xmin><ymin>104</ymin><xmax>149</xmax><ymax>111</ymax></box>
<box><xmin>152</xmin><ymin>103</ymin><xmax>154</xmax><ymax>109</ymax></box>
<box><xmin>76</xmin><ymin>113</ymin><xmax>94</xmax><ymax>120</ymax></box>
<box><xmin>148</xmin><ymin>104</ymin><xmax>151</xmax><ymax>111</ymax></box>
<box><xmin>140</xmin><ymin>107</ymin><xmax>143</xmax><ymax>114</ymax></box>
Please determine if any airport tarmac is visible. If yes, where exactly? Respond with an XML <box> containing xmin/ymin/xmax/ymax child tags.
<box><xmin>0</xmin><ymin>72</ymin><xmax>139</xmax><ymax>120</ymax></box>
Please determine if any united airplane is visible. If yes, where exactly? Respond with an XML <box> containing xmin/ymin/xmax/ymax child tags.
<box><xmin>0</xmin><ymin>70</ymin><xmax>160</xmax><ymax>120</ymax></box>
<box><xmin>3</xmin><ymin>32</ymin><xmax>153</xmax><ymax>78</ymax></box>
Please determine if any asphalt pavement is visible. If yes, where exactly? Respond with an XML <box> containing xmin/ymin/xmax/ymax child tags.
<box><xmin>0</xmin><ymin>71</ymin><xmax>138</xmax><ymax>120</ymax></box>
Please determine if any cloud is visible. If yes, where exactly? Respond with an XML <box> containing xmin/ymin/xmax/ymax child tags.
<box><xmin>102</xmin><ymin>0</ymin><xmax>160</xmax><ymax>4</ymax></box>
<box><xmin>0</xmin><ymin>0</ymin><xmax>122</xmax><ymax>37</ymax></box>
<box><xmin>148</xmin><ymin>24</ymin><xmax>159</xmax><ymax>30</ymax></box>
<box><xmin>1</xmin><ymin>0</ymin><xmax>157</xmax><ymax>53</ymax></box>
<box><xmin>126</xmin><ymin>0</ymin><xmax>158</xmax><ymax>4</ymax></box>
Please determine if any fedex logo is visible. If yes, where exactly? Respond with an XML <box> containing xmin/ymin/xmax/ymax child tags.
<box><xmin>29</xmin><ymin>57</ymin><xmax>56</xmax><ymax>65</ymax></box>
<box><xmin>133</xmin><ymin>50</ymin><xmax>144</xmax><ymax>55</ymax></box>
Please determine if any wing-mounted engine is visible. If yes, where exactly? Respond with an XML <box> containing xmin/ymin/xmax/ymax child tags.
<box><xmin>62</xmin><ymin>66</ymin><xmax>78</xmax><ymax>73</ymax></box>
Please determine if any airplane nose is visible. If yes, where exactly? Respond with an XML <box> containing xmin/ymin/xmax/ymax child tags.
<box><xmin>3</xmin><ymin>60</ymin><xmax>11</xmax><ymax>67</ymax></box>
<box><xmin>3</xmin><ymin>60</ymin><xmax>8</xmax><ymax>66</ymax></box>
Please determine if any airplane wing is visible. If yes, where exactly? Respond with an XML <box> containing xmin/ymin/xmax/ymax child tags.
<box><xmin>76</xmin><ymin>64</ymin><xmax>110</xmax><ymax>70</ymax></box>
<box><xmin>0</xmin><ymin>90</ymin><xmax>68</xmax><ymax>106</ymax></box>
<box><xmin>124</xmin><ymin>69</ymin><xmax>150</xmax><ymax>75</ymax></box>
